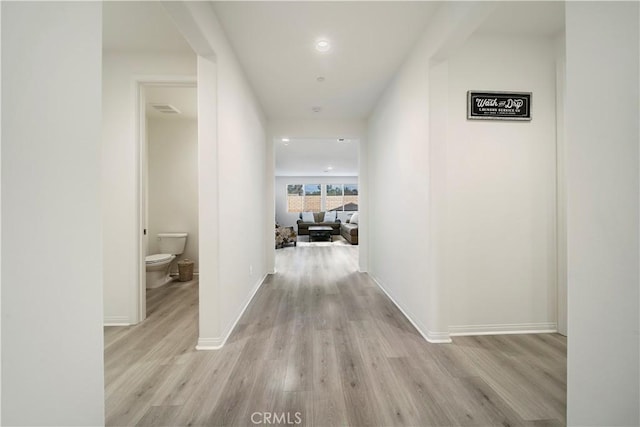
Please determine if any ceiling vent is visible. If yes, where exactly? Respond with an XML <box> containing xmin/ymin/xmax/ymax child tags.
<box><xmin>150</xmin><ymin>103</ymin><xmax>181</xmax><ymax>114</ymax></box>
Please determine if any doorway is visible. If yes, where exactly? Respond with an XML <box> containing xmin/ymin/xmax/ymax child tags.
<box><xmin>137</xmin><ymin>82</ymin><xmax>199</xmax><ymax>321</ymax></box>
<box><xmin>272</xmin><ymin>137</ymin><xmax>361</xmax><ymax>259</ymax></box>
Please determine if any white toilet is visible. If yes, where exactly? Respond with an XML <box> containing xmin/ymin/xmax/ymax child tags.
<box><xmin>145</xmin><ymin>233</ymin><xmax>188</xmax><ymax>289</ymax></box>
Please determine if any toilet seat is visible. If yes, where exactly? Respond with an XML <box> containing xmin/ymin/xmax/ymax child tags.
<box><xmin>145</xmin><ymin>254</ymin><xmax>173</xmax><ymax>264</ymax></box>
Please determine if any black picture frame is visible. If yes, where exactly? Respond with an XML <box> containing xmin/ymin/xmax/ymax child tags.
<box><xmin>467</xmin><ymin>91</ymin><xmax>532</xmax><ymax>121</ymax></box>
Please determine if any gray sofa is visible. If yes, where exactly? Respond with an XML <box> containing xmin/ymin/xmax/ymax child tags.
<box><xmin>296</xmin><ymin>212</ymin><xmax>341</xmax><ymax>235</ymax></box>
<box><xmin>340</xmin><ymin>221</ymin><xmax>358</xmax><ymax>245</ymax></box>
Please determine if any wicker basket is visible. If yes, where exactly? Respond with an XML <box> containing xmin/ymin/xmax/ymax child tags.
<box><xmin>177</xmin><ymin>259</ymin><xmax>194</xmax><ymax>282</ymax></box>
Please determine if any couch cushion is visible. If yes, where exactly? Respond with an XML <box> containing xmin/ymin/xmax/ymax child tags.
<box><xmin>301</xmin><ymin>212</ymin><xmax>315</xmax><ymax>223</ymax></box>
<box><xmin>349</xmin><ymin>212</ymin><xmax>359</xmax><ymax>224</ymax></box>
<box><xmin>340</xmin><ymin>222</ymin><xmax>358</xmax><ymax>244</ymax></box>
<box><xmin>313</xmin><ymin>212</ymin><xmax>325</xmax><ymax>223</ymax></box>
<box><xmin>341</xmin><ymin>223</ymin><xmax>358</xmax><ymax>236</ymax></box>
<box><xmin>323</xmin><ymin>211</ymin><xmax>337</xmax><ymax>222</ymax></box>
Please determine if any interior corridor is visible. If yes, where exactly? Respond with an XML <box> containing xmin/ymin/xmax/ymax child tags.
<box><xmin>105</xmin><ymin>246</ymin><xmax>566</xmax><ymax>426</ymax></box>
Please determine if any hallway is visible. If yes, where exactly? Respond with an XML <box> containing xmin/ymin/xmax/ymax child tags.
<box><xmin>2</xmin><ymin>2</ymin><xmax>638</xmax><ymax>425</ymax></box>
<box><xmin>105</xmin><ymin>246</ymin><xmax>566</xmax><ymax>426</ymax></box>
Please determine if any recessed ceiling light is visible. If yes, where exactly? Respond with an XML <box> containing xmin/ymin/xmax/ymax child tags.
<box><xmin>315</xmin><ymin>39</ymin><xmax>331</xmax><ymax>52</ymax></box>
<box><xmin>282</xmin><ymin>138</ymin><xmax>290</xmax><ymax>142</ymax></box>
<box><xmin>327</xmin><ymin>166</ymin><xmax>333</xmax><ymax>170</ymax></box>
<box><xmin>312</xmin><ymin>106</ymin><xmax>322</xmax><ymax>113</ymax></box>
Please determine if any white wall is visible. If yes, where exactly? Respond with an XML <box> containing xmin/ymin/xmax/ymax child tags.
<box><xmin>565</xmin><ymin>2</ymin><xmax>639</xmax><ymax>425</ymax></box>
<box><xmin>268</xmin><ymin>119</ymin><xmax>367</xmax><ymax>140</ymax></box>
<box><xmin>102</xmin><ymin>52</ymin><xmax>196</xmax><ymax>324</ymax></box>
<box><xmin>555</xmin><ymin>33</ymin><xmax>567</xmax><ymax>337</ymax></box>
<box><xmin>0</xmin><ymin>2</ymin><xmax>3</xmax><ymax>420</ymax></box>
<box><xmin>275</xmin><ymin>176</ymin><xmax>358</xmax><ymax>229</ymax></box>
<box><xmin>195</xmin><ymin>56</ymin><xmax>220</xmax><ymax>346</ymax></box>
<box><xmin>368</xmin><ymin>2</ymin><xmax>557</xmax><ymax>341</ymax></box>
<box><xmin>367</xmin><ymin>2</ymin><xmax>495</xmax><ymax>342</ymax></box>
<box><xmin>367</xmin><ymin>54</ymin><xmax>433</xmax><ymax>338</ymax></box>
<box><xmin>1</xmin><ymin>3</ymin><xmax>104</xmax><ymax>425</ymax></box>
<box><xmin>147</xmin><ymin>118</ymin><xmax>199</xmax><ymax>272</ymax></box>
<box><xmin>162</xmin><ymin>2</ymin><xmax>267</xmax><ymax>348</ymax></box>
<box><xmin>217</xmin><ymin>63</ymin><xmax>266</xmax><ymax>346</ymax></box>
<box><xmin>445</xmin><ymin>35</ymin><xmax>558</xmax><ymax>333</ymax></box>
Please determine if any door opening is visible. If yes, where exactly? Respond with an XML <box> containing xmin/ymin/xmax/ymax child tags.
<box><xmin>136</xmin><ymin>81</ymin><xmax>198</xmax><ymax>322</ymax></box>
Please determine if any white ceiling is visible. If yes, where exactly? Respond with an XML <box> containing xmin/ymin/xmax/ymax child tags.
<box><xmin>211</xmin><ymin>1</ymin><xmax>439</xmax><ymax>120</ymax></box>
<box><xmin>104</xmin><ymin>1</ymin><xmax>566</xmax><ymax>175</ymax></box>
<box><xmin>145</xmin><ymin>86</ymin><xmax>198</xmax><ymax>120</ymax></box>
<box><xmin>275</xmin><ymin>138</ymin><xmax>359</xmax><ymax>177</ymax></box>
<box><xmin>475</xmin><ymin>2</ymin><xmax>565</xmax><ymax>37</ymax></box>
<box><xmin>103</xmin><ymin>2</ymin><xmax>193</xmax><ymax>53</ymax></box>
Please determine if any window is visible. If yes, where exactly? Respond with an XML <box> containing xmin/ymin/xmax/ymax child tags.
<box><xmin>303</xmin><ymin>184</ymin><xmax>321</xmax><ymax>212</ymax></box>
<box><xmin>343</xmin><ymin>184</ymin><xmax>359</xmax><ymax>211</ymax></box>
<box><xmin>325</xmin><ymin>184</ymin><xmax>344</xmax><ymax>211</ymax></box>
<box><xmin>286</xmin><ymin>184</ymin><xmax>304</xmax><ymax>212</ymax></box>
<box><xmin>286</xmin><ymin>183</ymin><xmax>358</xmax><ymax>213</ymax></box>
<box><xmin>287</xmin><ymin>184</ymin><xmax>321</xmax><ymax>213</ymax></box>
<box><xmin>327</xmin><ymin>184</ymin><xmax>358</xmax><ymax>212</ymax></box>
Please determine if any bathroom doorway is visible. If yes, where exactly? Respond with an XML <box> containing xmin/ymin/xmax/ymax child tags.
<box><xmin>137</xmin><ymin>82</ymin><xmax>199</xmax><ymax>321</ymax></box>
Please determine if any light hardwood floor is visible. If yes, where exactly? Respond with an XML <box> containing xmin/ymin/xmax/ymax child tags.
<box><xmin>105</xmin><ymin>246</ymin><xmax>566</xmax><ymax>426</ymax></box>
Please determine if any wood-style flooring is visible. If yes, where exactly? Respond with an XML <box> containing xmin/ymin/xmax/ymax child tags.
<box><xmin>105</xmin><ymin>246</ymin><xmax>566</xmax><ymax>426</ymax></box>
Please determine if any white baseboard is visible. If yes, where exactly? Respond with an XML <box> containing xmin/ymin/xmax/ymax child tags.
<box><xmin>426</xmin><ymin>330</ymin><xmax>452</xmax><ymax>343</ymax></box>
<box><xmin>104</xmin><ymin>316</ymin><xmax>131</xmax><ymax>326</ymax></box>
<box><xmin>196</xmin><ymin>337</ymin><xmax>224</xmax><ymax>350</ymax></box>
<box><xmin>195</xmin><ymin>273</ymin><xmax>268</xmax><ymax>351</ymax></box>
<box><xmin>449</xmin><ymin>323</ymin><xmax>558</xmax><ymax>336</ymax></box>
<box><xmin>369</xmin><ymin>274</ymin><xmax>452</xmax><ymax>344</ymax></box>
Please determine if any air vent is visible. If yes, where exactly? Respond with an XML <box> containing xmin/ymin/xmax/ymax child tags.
<box><xmin>150</xmin><ymin>104</ymin><xmax>181</xmax><ymax>114</ymax></box>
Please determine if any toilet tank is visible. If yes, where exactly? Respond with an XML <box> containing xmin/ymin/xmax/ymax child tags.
<box><xmin>158</xmin><ymin>233</ymin><xmax>188</xmax><ymax>255</ymax></box>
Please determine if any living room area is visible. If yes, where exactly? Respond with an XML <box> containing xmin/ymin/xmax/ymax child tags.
<box><xmin>274</xmin><ymin>137</ymin><xmax>360</xmax><ymax>249</ymax></box>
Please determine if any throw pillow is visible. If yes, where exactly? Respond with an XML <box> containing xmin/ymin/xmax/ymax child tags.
<box><xmin>349</xmin><ymin>212</ymin><xmax>359</xmax><ymax>224</ymax></box>
<box><xmin>323</xmin><ymin>211</ymin><xmax>337</xmax><ymax>222</ymax></box>
<box><xmin>301</xmin><ymin>212</ymin><xmax>315</xmax><ymax>223</ymax></box>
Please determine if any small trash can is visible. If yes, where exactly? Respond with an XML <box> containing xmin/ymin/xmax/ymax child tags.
<box><xmin>177</xmin><ymin>259</ymin><xmax>194</xmax><ymax>282</ymax></box>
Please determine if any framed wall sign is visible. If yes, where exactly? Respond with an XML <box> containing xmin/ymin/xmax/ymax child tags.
<box><xmin>467</xmin><ymin>91</ymin><xmax>532</xmax><ymax>121</ymax></box>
